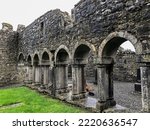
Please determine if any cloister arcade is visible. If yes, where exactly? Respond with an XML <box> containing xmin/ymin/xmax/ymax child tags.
<box><xmin>18</xmin><ymin>31</ymin><xmax>150</xmax><ymax>112</ymax></box>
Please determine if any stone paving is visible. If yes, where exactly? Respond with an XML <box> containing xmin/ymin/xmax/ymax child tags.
<box><xmin>84</xmin><ymin>81</ymin><xmax>142</xmax><ymax>112</ymax></box>
<box><xmin>114</xmin><ymin>81</ymin><xmax>142</xmax><ymax>113</ymax></box>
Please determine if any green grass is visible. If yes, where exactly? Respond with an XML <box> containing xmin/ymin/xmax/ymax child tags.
<box><xmin>0</xmin><ymin>86</ymin><xmax>87</xmax><ymax>113</ymax></box>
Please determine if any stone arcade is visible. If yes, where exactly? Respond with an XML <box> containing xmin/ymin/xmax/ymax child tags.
<box><xmin>0</xmin><ymin>0</ymin><xmax>150</xmax><ymax>112</ymax></box>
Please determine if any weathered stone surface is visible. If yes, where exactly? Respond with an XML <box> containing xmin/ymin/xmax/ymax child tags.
<box><xmin>114</xmin><ymin>48</ymin><xmax>138</xmax><ymax>82</ymax></box>
<box><xmin>0</xmin><ymin>23</ymin><xmax>18</xmax><ymax>86</ymax></box>
<box><xmin>0</xmin><ymin>0</ymin><xmax>150</xmax><ymax>112</ymax></box>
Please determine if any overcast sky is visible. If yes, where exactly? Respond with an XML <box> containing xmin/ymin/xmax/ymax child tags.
<box><xmin>0</xmin><ymin>0</ymin><xmax>80</xmax><ymax>29</ymax></box>
<box><xmin>0</xmin><ymin>0</ymin><xmax>135</xmax><ymax>51</ymax></box>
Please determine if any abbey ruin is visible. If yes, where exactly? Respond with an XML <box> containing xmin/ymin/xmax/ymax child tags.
<box><xmin>0</xmin><ymin>0</ymin><xmax>150</xmax><ymax>112</ymax></box>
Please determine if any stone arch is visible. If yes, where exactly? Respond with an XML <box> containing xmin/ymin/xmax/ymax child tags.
<box><xmin>40</xmin><ymin>50</ymin><xmax>52</xmax><ymax>85</ymax></box>
<box><xmin>33</xmin><ymin>53</ymin><xmax>40</xmax><ymax>66</ymax></box>
<box><xmin>27</xmin><ymin>55</ymin><xmax>32</xmax><ymax>65</ymax></box>
<box><xmin>96</xmin><ymin>31</ymin><xmax>143</xmax><ymax>111</ymax></box>
<box><xmin>54</xmin><ymin>45</ymin><xmax>71</xmax><ymax>95</ymax></box>
<box><xmin>55</xmin><ymin>45</ymin><xmax>71</xmax><ymax>63</ymax></box>
<box><xmin>98</xmin><ymin>31</ymin><xmax>142</xmax><ymax>63</ymax></box>
<box><xmin>33</xmin><ymin>53</ymin><xmax>41</xmax><ymax>84</ymax></box>
<box><xmin>72</xmin><ymin>41</ymin><xmax>96</xmax><ymax>61</ymax></box>
<box><xmin>18</xmin><ymin>53</ymin><xmax>25</xmax><ymax>63</ymax></box>
<box><xmin>32</xmin><ymin>51</ymin><xmax>40</xmax><ymax>65</ymax></box>
<box><xmin>41</xmin><ymin>50</ymin><xmax>51</xmax><ymax>65</ymax></box>
<box><xmin>25</xmin><ymin>54</ymin><xmax>33</xmax><ymax>83</ymax></box>
<box><xmin>71</xmin><ymin>41</ymin><xmax>96</xmax><ymax>100</ymax></box>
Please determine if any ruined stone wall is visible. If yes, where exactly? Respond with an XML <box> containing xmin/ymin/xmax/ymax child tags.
<box><xmin>16</xmin><ymin>0</ymin><xmax>150</xmax><ymax>84</ymax></box>
<box><xmin>113</xmin><ymin>49</ymin><xmax>137</xmax><ymax>82</ymax></box>
<box><xmin>18</xmin><ymin>0</ymin><xmax>150</xmax><ymax>57</ymax></box>
<box><xmin>71</xmin><ymin>0</ymin><xmax>150</xmax><ymax>52</ymax></box>
<box><xmin>0</xmin><ymin>23</ymin><xmax>18</xmax><ymax>86</ymax></box>
<box><xmin>18</xmin><ymin>9</ymin><xmax>73</xmax><ymax>56</ymax></box>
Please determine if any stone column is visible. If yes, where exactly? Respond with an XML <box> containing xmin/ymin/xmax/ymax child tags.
<box><xmin>96</xmin><ymin>64</ymin><xmax>116</xmax><ymax>111</ymax></box>
<box><xmin>55</xmin><ymin>64</ymin><xmax>68</xmax><ymax>94</ymax></box>
<box><xmin>26</xmin><ymin>65</ymin><xmax>32</xmax><ymax>84</ymax></box>
<box><xmin>32</xmin><ymin>66</ymin><xmax>35</xmax><ymax>84</ymax></box>
<box><xmin>72</xmin><ymin>64</ymin><xmax>86</xmax><ymax>100</ymax></box>
<box><xmin>134</xmin><ymin>68</ymin><xmax>141</xmax><ymax>92</ymax></box>
<box><xmin>43</xmin><ymin>66</ymin><xmax>49</xmax><ymax>85</ymax></box>
<box><xmin>34</xmin><ymin>66</ymin><xmax>41</xmax><ymax>85</ymax></box>
<box><xmin>29</xmin><ymin>66</ymin><xmax>33</xmax><ymax>83</ymax></box>
<box><xmin>107</xmin><ymin>64</ymin><xmax>114</xmax><ymax>102</ymax></box>
<box><xmin>48</xmin><ymin>67</ymin><xmax>53</xmax><ymax>85</ymax></box>
<box><xmin>141</xmin><ymin>64</ymin><xmax>150</xmax><ymax>112</ymax></box>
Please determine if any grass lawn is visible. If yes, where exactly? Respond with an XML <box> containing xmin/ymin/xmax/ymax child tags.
<box><xmin>0</xmin><ymin>86</ymin><xmax>87</xmax><ymax>113</ymax></box>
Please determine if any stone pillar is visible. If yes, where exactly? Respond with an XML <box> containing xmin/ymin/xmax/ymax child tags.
<box><xmin>32</xmin><ymin>66</ymin><xmax>35</xmax><ymax>83</ymax></box>
<box><xmin>134</xmin><ymin>68</ymin><xmax>141</xmax><ymax>92</ymax></box>
<box><xmin>96</xmin><ymin>64</ymin><xmax>116</xmax><ymax>111</ymax></box>
<box><xmin>48</xmin><ymin>67</ymin><xmax>53</xmax><ymax>85</ymax></box>
<box><xmin>55</xmin><ymin>64</ymin><xmax>68</xmax><ymax>94</ymax></box>
<box><xmin>34</xmin><ymin>66</ymin><xmax>41</xmax><ymax>85</ymax></box>
<box><xmin>141</xmin><ymin>64</ymin><xmax>150</xmax><ymax>112</ymax></box>
<box><xmin>28</xmin><ymin>66</ymin><xmax>33</xmax><ymax>83</ymax></box>
<box><xmin>43</xmin><ymin>66</ymin><xmax>49</xmax><ymax>85</ymax></box>
<box><xmin>25</xmin><ymin>65</ymin><xmax>32</xmax><ymax>84</ymax></box>
<box><xmin>72</xmin><ymin>64</ymin><xmax>86</xmax><ymax>100</ymax></box>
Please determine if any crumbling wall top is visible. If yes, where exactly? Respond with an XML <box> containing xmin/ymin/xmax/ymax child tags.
<box><xmin>17</xmin><ymin>24</ymin><xmax>26</xmax><ymax>33</ymax></box>
<box><xmin>1</xmin><ymin>23</ymin><xmax>13</xmax><ymax>31</ymax></box>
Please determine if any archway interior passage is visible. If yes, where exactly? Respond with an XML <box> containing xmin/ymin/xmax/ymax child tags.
<box><xmin>56</xmin><ymin>49</ymin><xmax>69</xmax><ymax>63</ymax></box>
<box><xmin>18</xmin><ymin>53</ymin><xmax>25</xmax><ymax>63</ymax></box>
<box><xmin>33</xmin><ymin>54</ymin><xmax>41</xmax><ymax>84</ymax></box>
<box><xmin>74</xmin><ymin>44</ymin><xmax>91</xmax><ymax>63</ymax></box>
<box><xmin>55</xmin><ymin>49</ymin><xmax>70</xmax><ymax>94</ymax></box>
<box><xmin>42</xmin><ymin>52</ymin><xmax>50</xmax><ymax>64</ymax></box>
<box><xmin>101</xmin><ymin>37</ymin><xmax>141</xmax><ymax>112</ymax></box>
<box><xmin>72</xmin><ymin>44</ymin><xmax>94</xmax><ymax>98</ymax></box>
<box><xmin>102</xmin><ymin>37</ymin><xmax>127</xmax><ymax>57</ymax></box>
<box><xmin>41</xmin><ymin>52</ymin><xmax>51</xmax><ymax>85</ymax></box>
<box><xmin>33</xmin><ymin>54</ymin><xmax>40</xmax><ymax>66</ymax></box>
<box><xmin>27</xmin><ymin>55</ymin><xmax>32</xmax><ymax>65</ymax></box>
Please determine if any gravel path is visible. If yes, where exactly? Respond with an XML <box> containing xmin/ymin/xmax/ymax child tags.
<box><xmin>86</xmin><ymin>80</ymin><xmax>142</xmax><ymax>112</ymax></box>
<box><xmin>114</xmin><ymin>81</ymin><xmax>142</xmax><ymax>112</ymax></box>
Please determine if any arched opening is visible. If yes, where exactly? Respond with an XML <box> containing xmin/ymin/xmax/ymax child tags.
<box><xmin>18</xmin><ymin>53</ymin><xmax>25</xmax><ymax>65</ymax></box>
<box><xmin>26</xmin><ymin>55</ymin><xmax>32</xmax><ymax>83</ymax></box>
<box><xmin>55</xmin><ymin>48</ymin><xmax>69</xmax><ymax>95</ymax></box>
<box><xmin>17</xmin><ymin>53</ymin><xmax>25</xmax><ymax>83</ymax></box>
<box><xmin>72</xmin><ymin>44</ymin><xmax>94</xmax><ymax>100</ymax></box>
<box><xmin>99</xmin><ymin>37</ymin><xmax>141</xmax><ymax>112</ymax></box>
<box><xmin>41</xmin><ymin>51</ymin><xmax>50</xmax><ymax>85</ymax></box>
<box><xmin>33</xmin><ymin>54</ymin><xmax>41</xmax><ymax>84</ymax></box>
<box><xmin>33</xmin><ymin>54</ymin><xmax>40</xmax><ymax>66</ymax></box>
<box><xmin>27</xmin><ymin>55</ymin><xmax>32</xmax><ymax>65</ymax></box>
<box><xmin>74</xmin><ymin>44</ymin><xmax>90</xmax><ymax>63</ymax></box>
<box><xmin>56</xmin><ymin>49</ymin><xmax>69</xmax><ymax>63</ymax></box>
<box><xmin>42</xmin><ymin>52</ymin><xmax>50</xmax><ymax>64</ymax></box>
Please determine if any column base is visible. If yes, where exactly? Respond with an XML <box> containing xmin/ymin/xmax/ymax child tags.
<box><xmin>106</xmin><ymin>98</ymin><xmax>116</xmax><ymax>107</ymax></box>
<box><xmin>24</xmin><ymin>80</ymin><xmax>33</xmax><ymax>84</ymax></box>
<box><xmin>71</xmin><ymin>92</ymin><xmax>86</xmax><ymax>100</ymax></box>
<box><xmin>96</xmin><ymin>101</ymin><xmax>107</xmax><ymax>112</ymax></box>
<box><xmin>141</xmin><ymin>107</ymin><xmax>150</xmax><ymax>113</ymax></box>
<box><xmin>96</xmin><ymin>99</ymin><xmax>116</xmax><ymax>112</ymax></box>
<box><xmin>55</xmin><ymin>87</ymin><xmax>69</xmax><ymax>95</ymax></box>
<box><xmin>32</xmin><ymin>82</ymin><xmax>41</xmax><ymax>87</ymax></box>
